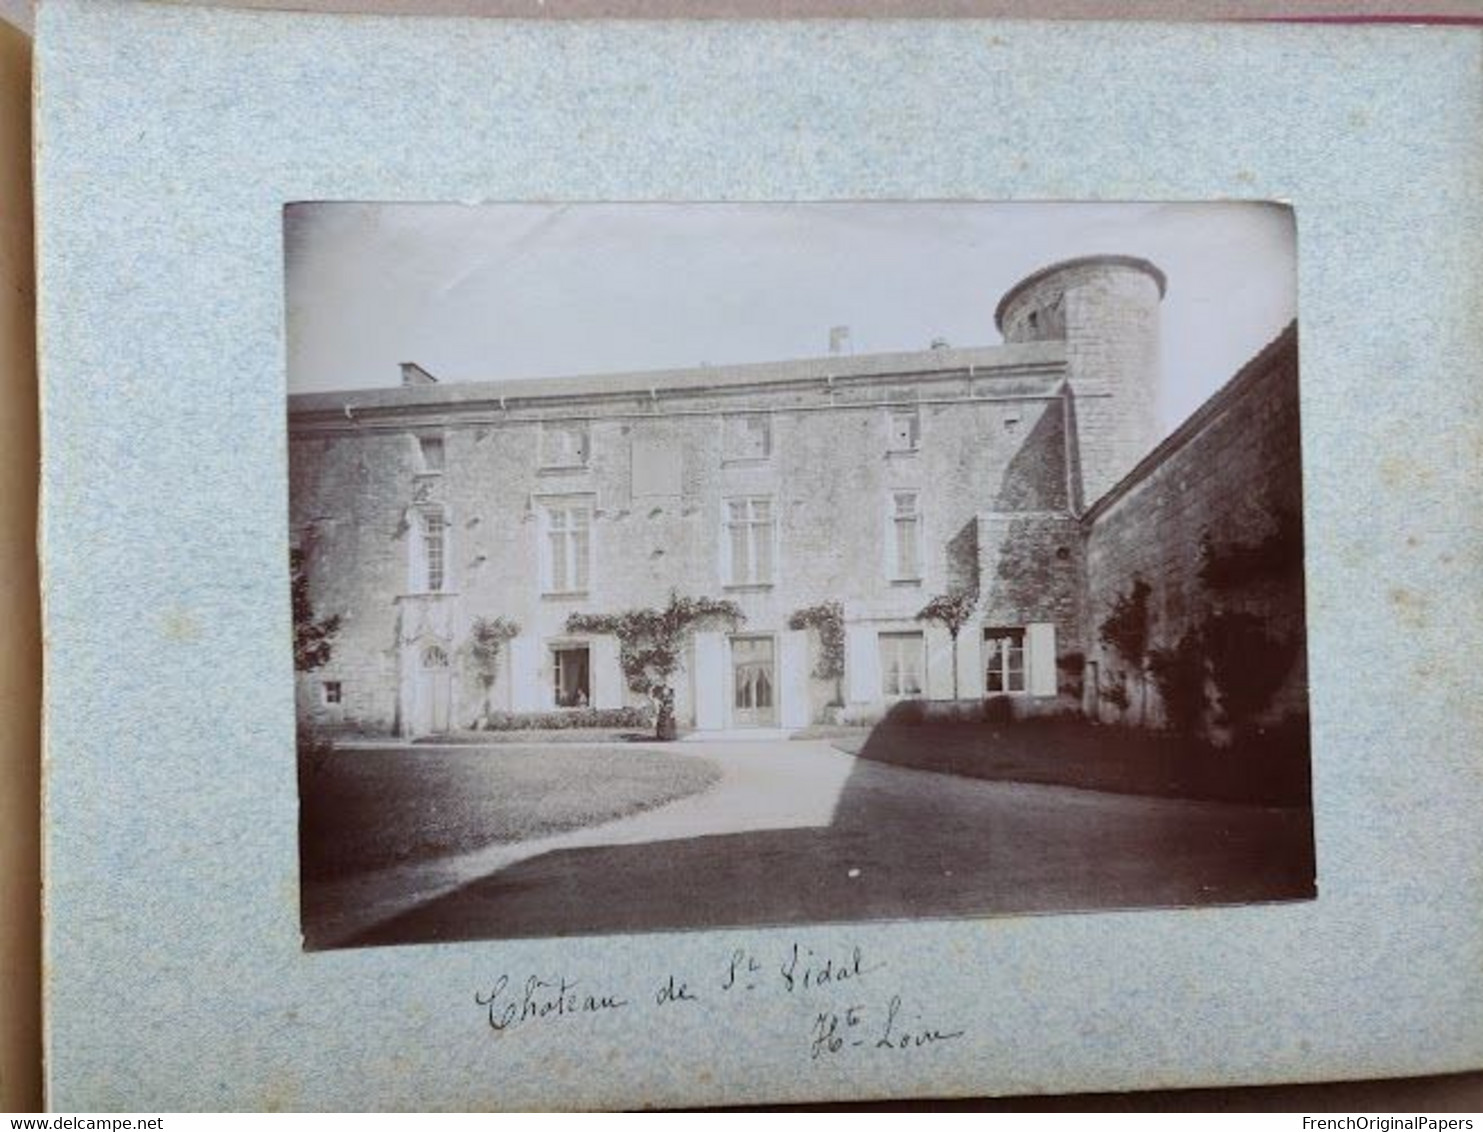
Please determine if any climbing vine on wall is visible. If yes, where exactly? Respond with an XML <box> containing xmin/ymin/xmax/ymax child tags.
<box><xmin>467</xmin><ymin>615</ymin><xmax>521</xmax><ymax>722</ymax></box>
<box><xmin>291</xmin><ymin>547</ymin><xmax>341</xmax><ymax>673</ymax></box>
<box><xmin>788</xmin><ymin>600</ymin><xmax>845</xmax><ymax>682</ymax></box>
<box><xmin>568</xmin><ymin>591</ymin><xmax>744</xmax><ymax>740</ymax></box>
<box><xmin>1098</xmin><ymin>578</ymin><xmax>1153</xmax><ymax>725</ymax></box>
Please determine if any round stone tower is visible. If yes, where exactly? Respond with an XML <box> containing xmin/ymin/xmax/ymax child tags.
<box><xmin>995</xmin><ymin>255</ymin><xmax>1165</xmax><ymax>507</ymax></box>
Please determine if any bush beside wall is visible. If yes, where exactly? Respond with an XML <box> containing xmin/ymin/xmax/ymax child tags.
<box><xmin>477</xmin><ymin>706</ymin><xmax>656</xmax><ymax>731</ymax></box>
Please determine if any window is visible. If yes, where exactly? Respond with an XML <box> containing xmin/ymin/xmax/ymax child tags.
<box><xmin>724</xmin><ymin>414</ymin><xmax>771</xmax><ymax>462</ymax></box>
<box><xmin>887</xmin><ymin>407</ymin><xmax>920</xmax><ymax>453</ymax></box>
<box><xmin>726</xmin><ymin>496</ymin><xmax>775</xmax><ymax>586</ymax></box>
<box><xmin>890</xmin><ymin>491</ymin><xmax>921</xmax><ymax>581</ymax></box>
<box><xmin>412</xmin><ymin>505</ymin><xmax>449</xmax><ymax>593</ymax></box>
<box><xmin>321</xmin><ymin>680</ymin><xmax>342</xmax><ymax>706</ymax></box>
<box><xmin>552</xmin><ymin>645</ymin><xmax>591</xmax><ymax>708</ymax></box>
<box><xmin>541</xmin><ymin>423</ymin><xmax>590</xmax><ymax>469</ymax></box>
<box><xmin>542</xmin><ymin>498</ymin><xmax>592</xmax><ymax>594</ymax></box>
<box><xmin>417</xmin><ymin>434</ymin><xmax>445</xmax><ymax>473</ymax></box>
<box><xmin>985</xmin><ymin>627</ymin><xmax>1026</xmax><ymax>693</ymax></box>
<box><xmin>880</xmin><ymin>632</ymin><xmax>925</xmax><ymax>698</ymax></box>
<box><xmin>423</xmin><ymin>644</ymin><xmax>449</xmax><ymax>669</ymax></box>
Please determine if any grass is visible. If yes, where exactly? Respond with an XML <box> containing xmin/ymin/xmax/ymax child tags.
<box><xmin>833</xmin><ymin>717</ymin><xmax>1311</xmax><ymax>807</ymax></box>
<box><xmin>300</xmin><ymin>743</ymin><xmax>722</xmax><ymax>880</ymax></box>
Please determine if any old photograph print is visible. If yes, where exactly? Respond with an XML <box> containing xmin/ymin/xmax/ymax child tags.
<box><xmin>286</xmin><ymin>202</ymin><xmax>1314</xmax><ymax>951</ymax></box>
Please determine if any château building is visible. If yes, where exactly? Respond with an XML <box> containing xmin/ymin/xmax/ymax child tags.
<box><xmin>287</xmin><ymin>255</ymin><xmax>1304</xmax><ymax>737</ymax></box>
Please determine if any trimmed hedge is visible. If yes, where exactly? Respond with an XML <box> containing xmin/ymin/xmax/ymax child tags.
<box><xmin>478</xmin><ymin>706</ymin><xmax>655</xmax><ymax>731</ymax></box>
<box><xmin>840</xmin><ymin>697</ymin><xmax>1078</xmax><ymax>728</ymax></box>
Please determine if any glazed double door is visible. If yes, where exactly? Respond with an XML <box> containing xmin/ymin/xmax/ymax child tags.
<box><xmin>731</xmin><ymin>635</ymin><xmax>776</xmax><ymax>728</ymax></box>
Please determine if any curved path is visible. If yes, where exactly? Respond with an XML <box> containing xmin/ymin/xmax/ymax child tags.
<box><xmin>302</xmin><ymin>739</ymin><xmax>1313</xmax><ymax>950</ymax></box>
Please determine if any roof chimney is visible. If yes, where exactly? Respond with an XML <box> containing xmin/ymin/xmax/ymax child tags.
<box><xmin>400</xmin><ymin>362</ymin><xmax>438</xmax><ymax>387</ymax></box>
<box><xmin>829</xmin><ymin>325</ymin><xmax>851</xmax><ymax>355</ymax></box>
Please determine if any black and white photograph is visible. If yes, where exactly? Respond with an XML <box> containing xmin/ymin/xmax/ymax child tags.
<box><xmin>286</xmin><ymin>202</ymin><xmax>1314</xmax><ymax>951</ymax></box>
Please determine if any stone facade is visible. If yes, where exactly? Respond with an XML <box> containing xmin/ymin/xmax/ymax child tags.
<box><xmin>288</xmin><ymin>255</ymin><xmax>1300</xmax><ymax>738</ymax></box>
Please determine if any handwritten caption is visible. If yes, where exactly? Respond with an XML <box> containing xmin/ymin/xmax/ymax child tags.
<box><xmin>474</xmin><ymin>943</ymin><xmax>964</xmax><ymax>1061</ymax></box>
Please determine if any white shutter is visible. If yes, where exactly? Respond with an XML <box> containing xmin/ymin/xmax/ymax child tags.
<box><xmin>509</xmin><ymin>635</ymin><xmax>545</xmax><ymax>711</ymax></box>
<box><xmin>779</xmin><ymin>630</ymin><xmax>811</xmax><ymax>728</ymax></box>
<box><xmin>956</xmin><ymin>627</ymin><xmax>983</xmax><ymax>701</ymax></box>
<box><xmin>591</xmin><ymin>635</ymin><xmax>623</xmax><ymax>709</ymax></box>
<box><xmin>924</xmin><ymin>624</ymin><xmax>956</xmax><ymax>700</ymax></box>
<box><xmin>1027</xmin><ymin>622</ymin><xmax>1057</xmax><ymax>697</ymax></box>
<box><xmin>845</xmin><ymin>624</ymin><xmax>880</xmax><ymax>704</ymax></box>
<box><xmin>693</xmin><ymin>631</ymin><xmax>726</xmax><ymax>730</ymax></box>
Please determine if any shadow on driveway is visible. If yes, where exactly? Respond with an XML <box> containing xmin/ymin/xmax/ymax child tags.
<box><xmin>340</xmin><ymin>744</ymin><xmax>1315</xmax><ymax>950</ymax></box>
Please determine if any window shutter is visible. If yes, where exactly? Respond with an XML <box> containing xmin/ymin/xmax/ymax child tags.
<box><xmin>1027</xmin><ymin>622</ymin><xmax>1057</xmax><ymax>697</ymax></box>
<box><xmin>924</xmin><ymin>624</ymin><xmax>956</xmax><ymax>700</ymax></box>
<box><xmin>509</xmin><ymin>635</ymin><xmax>544</xmax><ymax>711</ymax></box>
<box><xmin>693</xmin><ymin>631</ymin><xmax>726</xmax><ymax>730</ymax></box>
<box><xmin>845</xmin><ymin>624</ymin><xmax>880</xmax><ymax>704</ymax></box>
<box><xmin>591</xmin><ymin>635</ymin><xmax>624</xmax><ymax>709</ymax></box>
<box><xmin>955</xmin><ymin>628</ymin><xmax>983</xmax><ymax>701</ymax></box>
<box><xmin>779</xmin><ymin>630</ymin><xmax>811</xmax><ymax>728</ymax></box>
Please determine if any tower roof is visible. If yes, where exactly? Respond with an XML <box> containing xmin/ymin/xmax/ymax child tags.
<box><xmin>995</xmin><ymin>255</ymin><xmax>1168</xmax><ymax>333</ymax></box>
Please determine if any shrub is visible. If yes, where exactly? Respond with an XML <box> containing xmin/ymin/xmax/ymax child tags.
<box><xmin>1099</xmin><ymin>579</ymin><xmax>1153</xmax><ymax>724</ymax></box>
<box><xmin>1199</xmin><ymin>503</ymin><xmax>1303</xmax><ymax>592</ymax></box>
<box><xmin>923</xmin><ymin>700</ymin><xmax>988</xmax><ymax>725</ymax></box>
<box><xmin>1056</xmin><ymin>651</ymin><xmax>1086</xmax><ymax>699</ymax></box>
<box><xmin>1100</xmin><ymin>674</ymin><xmax>1131</xmax><ymax>721</ymax></box>
<box><xmin>1203</xmin><ymin>610</ymin><xmax>1295</xmax><ymax>736</ymax></box>
<box><xmin>1147</xmin><ymin>630</ymin><xmax>1208</xmax><ymax>735</ymax></box>
<box><xmin>982</xmin><ymin>695</ymin><xmax>1015</xmax><ymax>725</ymax></box>
<box><xmin>478</xmin><ymin>706</ymin><xmax>655</xmax><ymax>732</ymax></box>
<box><xmin>876</xmin><ymin>698</ymin><xmax>1020</xmax><ymax>726</ymax></box>
<box><xmin>296</xmin><ymin>727</ymin><xmax>336</xmax><ymax>785</ymax></box>
<box><xmin>883</xmin><ymin>699</ymin><xmax>928</xmax><ymax>726</ymax></box>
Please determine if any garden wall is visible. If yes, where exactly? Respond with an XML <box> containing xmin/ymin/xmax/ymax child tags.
<box><xmin>1081</xmin><ymin>324</ymin><xmax>1306</xmax><ymax>733</ymax></box>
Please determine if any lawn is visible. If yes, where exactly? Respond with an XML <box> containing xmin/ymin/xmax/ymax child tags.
<box><xmin>831</xmin><ymin>717</ymin><xmax>1310</xmax><ymax>806</ymax></box>
<box><xmin>300</xmin><ymin>744</ymin><xmax>722</xmax><ymax>880</ymax></box>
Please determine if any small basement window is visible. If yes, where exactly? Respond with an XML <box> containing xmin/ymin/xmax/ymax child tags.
<box><xmin>321</xmin><ymin>680</ymin><xmax>342</xmax><ymax>706</ymax></box>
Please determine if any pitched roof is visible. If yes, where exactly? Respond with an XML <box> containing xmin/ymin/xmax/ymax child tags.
<box><xmin>287</xmin><ymin>340</ymin><xmax>1068</xmax><ymax>419</ymax></box>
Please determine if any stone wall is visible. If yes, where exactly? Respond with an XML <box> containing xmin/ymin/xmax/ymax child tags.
<box><xmin>1082</xmin><ymin>325</ymin><xmax>1305</xmax><ymax>732</ymax></box>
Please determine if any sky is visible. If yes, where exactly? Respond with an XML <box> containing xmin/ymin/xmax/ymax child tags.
<box><xmin>284</xmin><ymin>201</ymin><xmax>1296</xmax><ymax>437</ymax></box>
